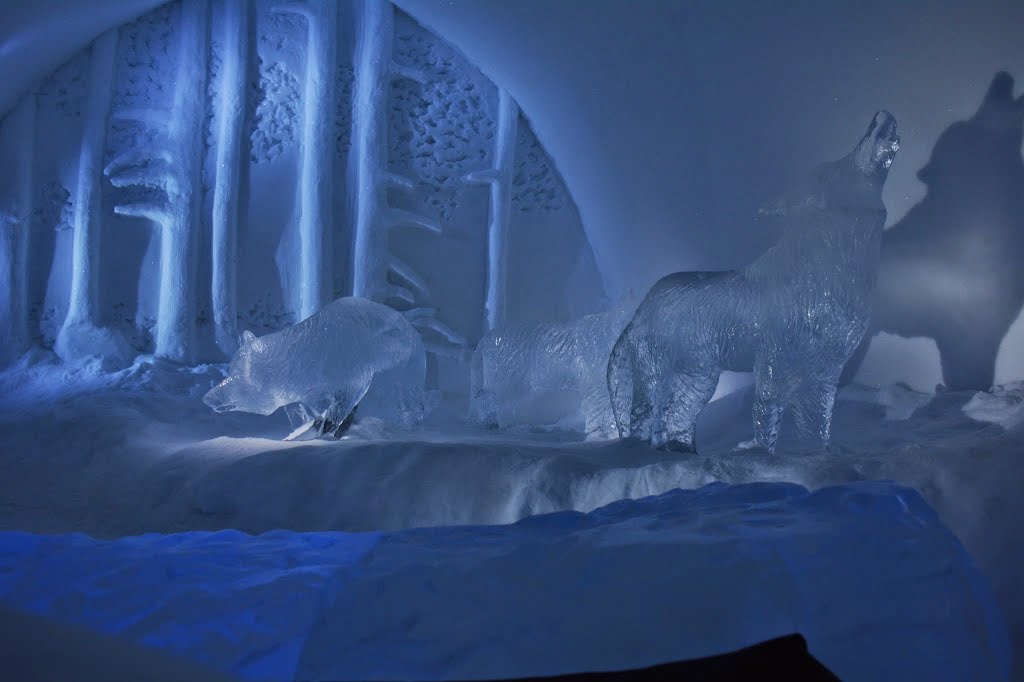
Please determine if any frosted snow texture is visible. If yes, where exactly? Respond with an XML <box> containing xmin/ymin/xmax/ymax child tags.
<box><xmin>471</xmin><ymin>298</ymin><xmax>635</xmax><ymax>436</ymax></box>
<box><xmin>609</xmin><ymin>111</ymin><xmax>900</xmax><ymax>453</ymax></box>
<box><xmin>203</xmin><ymin>297</ymin><xmax>425</xmax><ymax>434</ymax></box>
<box><xmin>0</xmin><ymin>481</ymin><xmax>1009</xmax><ymax>682</ymax></box>
<box><xmin>0</xmin><ymin>0</ymin><xmax>601</xmax><ymax>370</ymax></box>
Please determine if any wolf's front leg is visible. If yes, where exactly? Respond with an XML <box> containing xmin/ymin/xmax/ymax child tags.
<box><xmin>653</xmin><ymin>368</ymin><xmax>719</xmax><ymax>453</ymax></box>
<box><xmin>792</xmin><ymin>376</ymin><xmax>839</xmax><ymax>451</ymax></box>
<box><xmin>753</xmin><ymin>356</ymin><xmax>786</xmax><ymax>454</ymax></box>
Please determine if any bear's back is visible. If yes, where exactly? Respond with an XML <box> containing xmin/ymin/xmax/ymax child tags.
<box><xmin>257</xmin><ymin>298</ymin><xmax>420</xmax><ymax>401</ymax></box>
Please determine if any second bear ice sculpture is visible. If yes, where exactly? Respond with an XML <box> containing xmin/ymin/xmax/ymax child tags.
<box><xmin>608</xmin><ymin>111</ymin><xmax>900</xmax><ymax>453</ymax></box>
<box><xmin>470</xmin><ymin>295</ymin><xmax>637</xmax><ymax>438</ymax></box>
<box><xmin>203</xmin><ymin>297</ymin><xmax>426</xmax><ymax>438</ymax></box>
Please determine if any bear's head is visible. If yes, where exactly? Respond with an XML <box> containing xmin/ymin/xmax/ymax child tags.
<box><xmin>203</xmin><ymin>330</ymin><xmax>280</xmax><ymax>415</ymax></box>
<box><xmin>917</xmin><ymin>71</ymin><xmax>1024</xmax><ymax>193</ymax></box>
<box><xmin>852</xmin><ymin>110</ymin><xmax>900</xmax><ymax>181</ymax></box>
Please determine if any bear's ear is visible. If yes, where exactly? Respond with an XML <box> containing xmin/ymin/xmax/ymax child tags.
<box><xmin>984</xmin><ymin>71</ymin><xmax>1015</xmax><ymax>106</ymax></box>
<box><xmin>240</xmin><ymin>330</ymin><xmax>257</xmax><ymax>347</ymax></box>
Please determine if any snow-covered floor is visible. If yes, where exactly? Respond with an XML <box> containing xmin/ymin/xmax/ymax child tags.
<box><xmin>0</xmin><ymin>351</ymin><xmax>1021</xmax><ymax>677</ymax></box>
<box><xmin>0</xmin><ymin>482</ymin><xmax>1010</xmax><ymax>681</ymax></box>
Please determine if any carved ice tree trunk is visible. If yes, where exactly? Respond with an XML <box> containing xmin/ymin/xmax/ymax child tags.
<box><xmin>56</xmin><ymin>29</ymin><xmax>133</xmax><ymax>368</ymax></box>
<box><xmin>0</xmin><ymin>94</ymin><xmax>35</xmax><ymax>364</ymax></box>
<box><xmin>211</xmin><ymin>0</ymin><xmax>250</xmax><ymax>355</ymax></box>
<box><xmin>274</xmin><ymin>0</ymin><xmax>336</xmax><ymax>321</ymax></box>
<box><xmin>105</xmin><ymin>0</ymin><xmax>210</xmax><ymax>363</ymax></box>
<box><xmin>351</xmin><ymin>0</ymin><xmax>465</xmax><ymax>356</ymax></box>
<box><xmin>466</xmin><ymin>88</ymin><xmax>518</xmax><ymax>332</ymax></box>
<box><xmin>351</xmin><ymin>0</ymin><xmax>437</xmax><ymax>303</ymax></box>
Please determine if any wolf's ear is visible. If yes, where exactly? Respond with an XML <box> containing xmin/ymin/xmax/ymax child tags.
<box><xmin>240</xmin><ymin>330</ymin><xmax>257</xmax><ymax>347</ymax></box>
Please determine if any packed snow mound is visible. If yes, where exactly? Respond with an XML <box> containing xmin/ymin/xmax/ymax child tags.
<box><xmin>964</xmin><ymin>381</ymin><xmax>1024</xmax><ymax>428</ymax></box>
<box><xmin>838</xmin><ymin>381</ymin><xmax>934</xmax><ymax>420</ymax></box>
<box><xmin>0</xmin><ymin>481</ymin><xmax>1009</xmax><ymax>682</ymax></box>
<box><xmin>1</xmin><ymin>352</ymin><xmax>1022</xmax><ymax>671</ymax></box>
<box><xmin>203</xmin><ymin>297</ymin><xmax>427</xmax><ymax>432</ymax></box>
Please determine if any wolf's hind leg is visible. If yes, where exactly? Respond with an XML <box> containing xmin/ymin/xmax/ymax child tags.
<box><xmin>606</xmin><ymin>332</ymin><xmax>635</xmax><ymax>438</ymax></box>
<box><xmin>753</xmin><ymin>357</ymin><xmax>787</xmax><ymax>454</ymax></box>
<box><xmin>627</xmin><ymin>359</ymin><xmax>662</xmax><ymax>443</ymax></box>
<box><xmin>581</xmin><ymin>378</ymin><xmax>615</xmax><ymax>440</ymax></box>
<box><xmin>653</xmin><ymin>368</ymin><xmax>720</xmax><ymax>453</ymax></box>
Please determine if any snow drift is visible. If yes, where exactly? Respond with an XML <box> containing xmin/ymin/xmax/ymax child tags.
<box><xmin>0</xmin><ymin>481</ymin><xmax>1010</xmax><ymax>682</ymax></box>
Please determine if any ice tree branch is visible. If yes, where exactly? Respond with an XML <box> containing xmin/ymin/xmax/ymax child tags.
<box><xmin>391</xmin><ymin>63</ymin><xmax>428</xmax><ymax>85</ymax></box>
<box><xmin>424</xmin><ymin>340</ymin><xmax>471</xmax><ymax>360</ymax></box>
<box><xmin>412</xmin><ymin>316</ymin><xmax>467</xmax><ymax>347</ymax></box>
<box><xmin>113</xmin><ymin>201</ymin><xmax>172</xmax><ymax>226</ymax></box>
<box><xmin>384</xmin><ymin>284</ymin><xmax>416</xmax><ymax>305</ymax></box>
<box><xmin>103</xmin><ymin>147</ymin><xmax>174</xmax><ymax>176</ymax></box>
<box><xmin>385</xmin><ymin>207</ymin><xmax>441</xmax><ymax>235</ymax></box>
<box><xmin>382</xmin><ymin>172</ymin><xmax>416</xmax><ymax>192</ymax></box>
<box><xmin>107</xmin><ymin>164</ymin><xmax>177</xmax><ymax>193</ymax></box>
<box><xmin>270</xmin><ymin>1</ymin><xmax>315</xmax><ymax>23</ymax></box>
<box><xmin>111</xmin><ymin>107</ymin><xmax>171</xmax><ymax>129</ymax></box>
<box><xmin>389</xmin><ymin>256</ymin><xmax>429</xmax><ymax>294</ymax></box>
<box><xmin>463</xmin><ymin>169</ymin><xmax>501</xmax><ymax>185</ymax></box>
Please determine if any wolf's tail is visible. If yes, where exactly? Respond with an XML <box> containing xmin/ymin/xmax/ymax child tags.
<box><xmin>606</xmin><ymin>323</ymin><xmax>634</xmax><ymax>438</ymax></box>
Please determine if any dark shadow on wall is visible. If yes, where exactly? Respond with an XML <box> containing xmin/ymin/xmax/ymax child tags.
<box><xmin>845</xmin><ymin>72</ymin><xmax>1024</xmax><ymax>390</ymax></box>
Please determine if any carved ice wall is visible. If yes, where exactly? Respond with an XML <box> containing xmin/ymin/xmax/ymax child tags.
<box><xmin>0</xmin><ymin>0</ymin><xmax>605</xmax><ymax>387</ymax></box>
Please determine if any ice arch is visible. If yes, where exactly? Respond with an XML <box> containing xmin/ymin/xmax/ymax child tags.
<box><xmin>0</xmin><ymin>0</ymin><xmax>605</xmax><ymax>378</ymax></box>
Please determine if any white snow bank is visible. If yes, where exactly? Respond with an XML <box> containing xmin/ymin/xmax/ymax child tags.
<box><xmin>838</xmin><ymin>381</ymin><xmax>934</xmax><ymax>420</ymax></box>
<box><xmin>964</xmin><ymin>381</ymin><xmax>1024</xmax><ymax>428</ymax></box>
<box><xmin>0</xmin><ymin>352</ymin><xmax>1022</xmax><ymax>672</ymax></box>
<box><xmin>0</xmin><ymin>481</ymin><xmax>1010</xmax><ymax>682</ymax></box>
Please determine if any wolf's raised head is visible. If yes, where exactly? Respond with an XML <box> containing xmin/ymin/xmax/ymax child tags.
<box><xmin>852</xmin><ymin>110</ymin><xmax>900</xmax><ymax>180</ymax></box>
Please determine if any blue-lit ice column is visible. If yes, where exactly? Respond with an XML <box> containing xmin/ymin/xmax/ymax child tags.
<box><xmin>55</xmin><ymin>29</ymin><xmax>133</xmax><ymax>368</ymax></box>
<box><xmin>465</xmin><ymin>88</ymin><xmax>518</xmax><ymax>333</ymax></box>
<box><xmin>105</xmin><ymin>0</ymin><xmax>210</xmax><ymax>363</ymax></box>
<box><xmin>273</xmin><ymin>0</ymin><xmax>337</xmax><ymax>322</ymax></box>
<box><xmin>211</xmin><ymin>0</ymin><xmax>251</xmax><ymax>355</ymax></box>
<box><xmin>0</xmin><ymin>94</ymin><xmax>35</xmax><ymax>365</ymax></box>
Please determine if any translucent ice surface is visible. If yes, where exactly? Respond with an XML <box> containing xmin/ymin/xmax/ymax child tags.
<box><xmin>609</xmin><ymin>111</ymin><xmax>901</xmax><ymax>453</ymax></box>
<box><xmin>471</xmin><ymin>298</ymin><xmax>635</xmax><ymax>437</ymax></box>
<box><xmin>203</xmin><ymin>297</ymin><xmax>426</xmax><ymax>434</ymax></box>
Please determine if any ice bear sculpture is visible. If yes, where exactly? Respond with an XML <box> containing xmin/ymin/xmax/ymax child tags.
<box><xmin>608</xmin><ymin>111</ymin><xmax>900</xmax><ymax>453</ymax></box>
<box><xmin>471</xmin><ymin>295</ymin><xmax>636</xmax><ymax>438</ymax></box>
<box><xmin>203</xmin><ymin>297</ymin><xmax>426</xmax><ymax>437</ymax></box>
